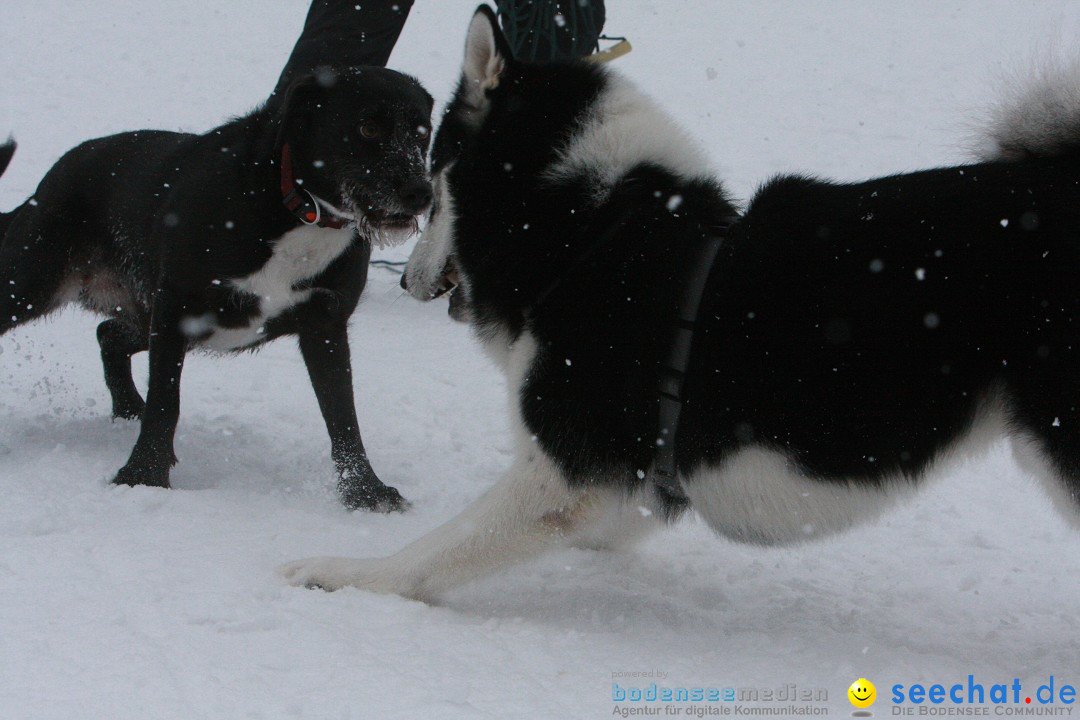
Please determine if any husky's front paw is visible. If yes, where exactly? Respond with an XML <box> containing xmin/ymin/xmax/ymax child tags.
<box><xmin>279</xmin><ymin>556</ymin><xmax>420</xmax><ymax>597</ymax></box>
<box><xmin>279</xmin><ymin>557</ymin><xmax>362</xmax><ymax>591</ymax></box>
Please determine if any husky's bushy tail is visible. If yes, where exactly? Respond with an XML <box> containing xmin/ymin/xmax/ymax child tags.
<box><xmin>0</xmin><ymin>139</ymin><xmax>16</xmax><ymax>240</ymax></box>
<box><xmin>979</xmin><ymin>62</ymin><xmax>1080</xmax><ymax>161</ymax></box>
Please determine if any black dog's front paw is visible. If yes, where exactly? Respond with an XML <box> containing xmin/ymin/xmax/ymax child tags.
<box><xmin>338</xmin><ymin>467</ymin><xmax>410</xmax><ymax>513</ymax></box>
<box><xmin>112</xmin><ymin>462</ymin><xmax>170</xmax><ymax>488</ymax></box>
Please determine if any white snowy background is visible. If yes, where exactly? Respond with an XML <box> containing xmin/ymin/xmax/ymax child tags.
<box><xmin>2</xmin><ymin>2</ymin><xmax>1080</xmax><ymax>718</ymax></box>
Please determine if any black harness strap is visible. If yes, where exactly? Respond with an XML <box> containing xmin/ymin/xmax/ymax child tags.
<box><xmin>649</xmin><ymin>221</ymin><xmax>733</xmax><ymax>502</ymax></box>
<box><xmin>521</xmin><ymin>207</ymin><xmax>733</xmax><ymax>503</ymax></box>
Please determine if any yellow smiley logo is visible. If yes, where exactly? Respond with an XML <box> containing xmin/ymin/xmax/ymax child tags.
<box><xmin>848</xmin><ymin>678</ymin><xmax>876</xmax><ymax>708</ymax></box>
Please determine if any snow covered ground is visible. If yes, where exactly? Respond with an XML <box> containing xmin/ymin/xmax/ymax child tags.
<box><xmin>2</xmin><ymin>2</ymin><xmax>1080</xmax><ymax>718</ymax></box>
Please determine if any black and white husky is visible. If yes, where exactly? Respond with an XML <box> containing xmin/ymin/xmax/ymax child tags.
<box><xmin>283</xmin><ymin>7</ymin><xmax>1080</xmax><ymax>600</ymax></box>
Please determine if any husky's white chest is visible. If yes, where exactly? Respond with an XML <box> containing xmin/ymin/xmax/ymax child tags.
<box><xmin>195</xmin><ymin>225</ymin><xmax>353</xmax><ymax>350</ymax></box>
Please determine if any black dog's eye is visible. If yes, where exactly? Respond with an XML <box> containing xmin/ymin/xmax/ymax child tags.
<box><xmin>417</xmin><ymin>126</ymin><xmax>430</xmax><ymax>138</ymax></box>
<box><xmin>357</xmin><ymin>123</ymin><xmax>381</xmax><ymax>139</ymax></box>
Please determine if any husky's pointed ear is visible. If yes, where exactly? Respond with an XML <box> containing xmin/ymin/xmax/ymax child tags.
<box><xmin>462</xmin><ymin>5</ymin><xmax>511</xmax><ymax>108</ymax></box>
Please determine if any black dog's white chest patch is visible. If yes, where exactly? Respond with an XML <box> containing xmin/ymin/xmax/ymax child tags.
<box><xmin>188</xmin><ymin>225</ymin><xmax>353</xmax><ymax>350</ymax></box>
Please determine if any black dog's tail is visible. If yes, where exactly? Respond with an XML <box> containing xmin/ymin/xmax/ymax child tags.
<box><xmin>0</xmin><ymin>139</ymin><xmax>16</xmax><ymax>241</ymax></box>
<box><xmin>0</xmin><ymin>138</ymin><xmax>16</xmax><ymax>238</ymax></box>
<box><xmin>0</xmin><ymin>139</ymin><xmax>14</xmax><ymax>177</ymax></box>
<box><xmin>977</xmin><ymin>62</ymin><xmax>1080</xmax><ymax>161</ymax></box>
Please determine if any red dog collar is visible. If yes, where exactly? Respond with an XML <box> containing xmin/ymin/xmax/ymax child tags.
<box><xmin>279</xmin><ymin>143</ymin><xmax>348</xmax><ymax>229</ymax></box>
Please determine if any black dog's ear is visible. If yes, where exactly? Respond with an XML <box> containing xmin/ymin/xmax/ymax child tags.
<box><xmin>276</xmin><ymin>72</ymin><xmax>331</xmax><ymax>144</ymax></box>
<box><xmin>462</xmin><ymin>5</ymin><xmax>512</xmax><ymax>110</ymax></box>
<box><xmin>280</xmin><ymin>73</ymin><xmax>322</xmax><ymax>117</ymax></box>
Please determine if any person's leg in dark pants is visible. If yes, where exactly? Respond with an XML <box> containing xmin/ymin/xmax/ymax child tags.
<box><xmin>273</xmin><ymin>0</ymin><xmax>414</xmax><ymax>100</ymax></box>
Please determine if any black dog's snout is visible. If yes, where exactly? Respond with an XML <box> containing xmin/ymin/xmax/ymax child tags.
<box><xmin>398</xmin><ymin>180</ymin><xmax>433</xmax><ymax>214</ymax></box>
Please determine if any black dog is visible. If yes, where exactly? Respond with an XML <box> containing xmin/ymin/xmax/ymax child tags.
<box><xmin>0</xmin><ymin>67</ymin><xmax>433</xmax><ymax>511</ymax></box>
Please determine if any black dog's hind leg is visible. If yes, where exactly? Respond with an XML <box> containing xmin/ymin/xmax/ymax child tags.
<box><xmin>113</xmin><ymin>300</ymin><xmax>186</xmax><ymax>488</ymax></box>
<box><xmin>97</xmin><ymin>319</ymin><xmax>148</xmax><ymax>420</ymax></box>
<box><xmin>299</xmin><ymin>322</ymin><xmax>408</xmax><ymax>512</ymax></box>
